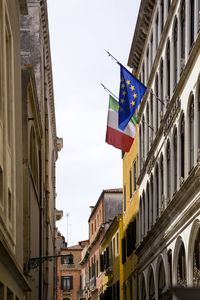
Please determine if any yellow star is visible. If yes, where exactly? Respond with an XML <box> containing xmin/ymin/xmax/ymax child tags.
<box><xmin>130</xmin><ymin>85</ymin><xmax>135</xmax><ymax>90</ymax></box>
<box><xmin>131</xmin><ymin>101</ymin><xmax>135</xmax><ymax>106</ymax></box>
<box><xmin>122</xmin><ymin>91</ymin><xmax>126</xmax><ymax>96</ymax></box>
<box><xmin>133</xmin><ymin>93</ymin><xmax>137</xmax><ymax>98</ymax></box>
<box><xmin>120</xmin><ymin>99</ymin><xmax>125</xmax><ymax>103</ymax></box>
<box><xmin>121</xmin><ymin>83</ymin><xmax>125</xmax><ymax>88</ymax></box>
<box><xmin>126</xmin><ymin>80</ymin><xmax>130</xmax><ymax>85</ymax></box>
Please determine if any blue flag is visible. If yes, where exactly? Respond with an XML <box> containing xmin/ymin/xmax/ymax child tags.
<box><xmin>118</xmin><ymin>64</ymin><xmax>147</xmax><ymax>131</ymax></box>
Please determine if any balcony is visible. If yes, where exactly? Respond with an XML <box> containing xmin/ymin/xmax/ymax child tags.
<box><xmin>77</xmin><ymin>289</ymin><xmax>86</xmax><ymax>299</ymax></box>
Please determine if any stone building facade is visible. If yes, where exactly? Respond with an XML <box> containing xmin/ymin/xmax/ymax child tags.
<box><xmin>128</xmin><ymin>0</ymin><xmax>200</xmax><ymax>299</ymax></box>
<box><xmin>0</xmin><ymin>0</ymin><xmax>61</xmax><ymax>299</ymax></box>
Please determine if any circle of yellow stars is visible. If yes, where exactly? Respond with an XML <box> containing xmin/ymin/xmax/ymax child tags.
<box><xmin>120</xmin><ymin>77</ymin><xmax>137</xmax><ymax>106</ymax></box>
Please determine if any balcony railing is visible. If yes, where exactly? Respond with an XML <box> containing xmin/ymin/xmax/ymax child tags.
<box><xmin>77</xmin><ymin>289</ymin><xmax>85</xmax><ymax>299</ymax></box>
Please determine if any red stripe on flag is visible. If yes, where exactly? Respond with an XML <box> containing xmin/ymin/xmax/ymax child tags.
<box><xmin>106</xmin><ymin>126</ymin><xmax>134</xmax><ymax>152</ymax></box>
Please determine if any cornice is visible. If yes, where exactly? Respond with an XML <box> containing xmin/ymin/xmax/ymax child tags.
<box><xmin>40</xmin><ymin>0</ymin><xmax>58</xmax><ymax>156</ymax></box>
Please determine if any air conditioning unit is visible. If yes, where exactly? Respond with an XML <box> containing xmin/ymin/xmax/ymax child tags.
<box><xmin>180</xmin><ymin>58</ymin><xmax>185</xmax><ymax>73</ymax></box>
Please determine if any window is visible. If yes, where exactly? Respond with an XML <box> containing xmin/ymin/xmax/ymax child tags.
<box><xmin>166</xmin><ymin>141</ymin><xmax>171</xmax><ymax>200</ymax></box>
<box><xmin>110</xmin><ymin>241</ymin><xmax>113</xmax><ymax>264</ymax></box>
<box><xmin>193</xmin><ymin>228</ymin><xmax>200</xmax><ymax>286</ymax></box>
<box><xmin>168</xmin><ymin>0</ymin><xmax>171</xmax><ymax>12</ymax></box>
<box><xmin>61</xmin><ymin>276</ymin><xmax>73</xmax><ymax>291</ymax></box>
<box><xmin>173</xmin><ymin>128</ymin><xmax>177</xmax><ymax>192</ymax></box>
<box><xmin>129</xmin><ymin>169</ymin><xmax>132</xmax><ymax>199</ymax></box>
<box><xmin>160</xmin><ymin>0</ymin><xmax>164</xmax><ymax>32</ymax></box>
<box><xmin>61</xmin><ymin>254</ymin><xmax>73</xmax><ymax>265</ymax></box>
<box><xmin>155</xmin><ymin>164</ymin><xmax>159</xmax><ymax>219</ymax></box>
<box><xmin>30</xmin><ymin>127</ymin><xmax>38</xmax><ymax>187</ymax></box>
<box><xmin>155</xmin><ymin>74</ymin><xmax>159</xmax><ymax>131</ymax></box>
<box><xmin>160</xmin><ymin>155</ymin><xmax>164</xmax><ymax>199</ymax></box>
<box><xmin>198</xmin><ymin>86</ymin><xmax>200</xmax><ymax>148</ymax></box>
<box><xmin>139</xmin><ymin>125</ymin><xmax>142</xmax><ymax>169</ymax></box>
<box><xmin>158</xmin><ymin>261</ymin><xmax>166</xmax><ymax>298</ymax></box>
<box><xmin>180</xmin><ymin>1</ymin><xmax>185</xmax><ymax>60</ymax></box>
<box><xmin>168</xmin><ymin>250</ymin><xmax>172</xmax><ymax>286</ymax></box>
<box><xmin>189</xmin><ymin>96</ymin><xmax>194</xmax><ymax>170</ymax></box>
<box><xmin>123</xmin><ymin>185</ymin><xmax>126</xmax><ymax>212</ymax></box>
<box><xmin>113</xmin><ymin>237</ymin><xmax>115</xmax><ymax>260</ymax></box>
<box><xmin>160</xmin><ymin>60</ymin><xmax>164</xmax><ymax>113</ymax></box>
<box><xmin>122</xmin><ymin>237</ymin><xmax>126</xmax><ymax>264</ymax></box>
<box><xmin>166</xmin><ymin>40</ymin><xmax>170</xmax><ymax>99</ymax></box>
<box><xmin>142</xmin><ymin>191</ymin><xmax>145</xmax><ymax>235</ymax></box>
<box><xmin>142</xmin><ymin>116</ymin><xmax>145</xmax><ymax>160</ymax></box>
<box><xmin>173</xmin><ymin>18</ymin><xmax>178</xmax><ymax>87</ymax></box>
<box><xmin>91</xmin><ymin>223</ymin><xmax>93</xmax><ymax>235</ymax></box>
<box><xmin>116</xmin><ymin>232</ymin><xmax>119</xmax><ymax>255</ymax></box>
<box><xmin>150</xmin><ymin>175</ymin><xmax>154</xmax><ymax>225</ymax></box>
<box><xmin>190</xmin><ymin>0</ymin><xmax>195</xmax><ymax>48</ymax></box>
<box><xmin>155</xmin><ymin>13</ymin><xmax>159</xmax><ymax>49</ymax></box>
<box><xmin>150</xmin><ymin>92</ymin><xmax>154</xmax><ymax>140</ymax></box>
<box><xmin>149</xmin><ymin>268</ymin><xmax>155</xmax><ymax>300</ymax></box>
<box><xmin>146</xmin><ymin>182</ymin><xmax>150</xmax><ymax>231</ymax></box>
<box><xmin>95</xmin><ymin>219</ymin><xmax>96</xmax><ymax>232</ymax></box>
<box><xmin>146</xmin><ymin>104</ymin><xmax>150</xmax><ymax>153</ymax></box>
<box><xmin>141</xmin><ymin>276</ymin><xmax>146</xmax><ymax>300</ymax></box>
<box><xmin>177</xmin><ymin>244</ymin><xmax>186</xmax><ymax>286</ymax></box>
<box><xmin>180</xmin><ymin>115</ymin><xmax>185</xmax><ymax>179</ymax></box>
<box><xmin>146</xmin><ymin>47</ymin><xmax>149</xmax><ymax>80</ymax></box>
<box><xmin>133</xmin><ymin>160</ymin><xmax>137</xmax><ymax>192</ymax></box>
<box><xmin>150</xmin><ymin>34</ymin><xmax>153</xmax><ymax>67</ymax></box>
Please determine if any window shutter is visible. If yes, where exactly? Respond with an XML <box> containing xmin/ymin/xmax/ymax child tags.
<box><xmin>122</xmin><ymin>237</ymin><xmax>126</xmax><ymax>264</ymax></box>
<box><xmin>100</xmin><ymin>254</ymin><xmax>104</xmax><ymax>272</ymax></box>
<box><xmin>61</xmin><ymin>276</ymin><xmax>64</xmax><ymax>289</ymax></box>
<box><xmin>70</xmin><ymin>276</ymin><xmax>73</xmax><ymax>289</ymax></box>
<box><xmin>61</xmin><ymin>255</ymin><xmax>65</xmax><ymax>264</ymax></box>
<box><xmin>116</xmin><ymin>280</ymin><xmax>120</xmax><ymax>300</ymax></box>
<box><xmin>133</xmin><ymin>219</ymin><xmax>136</xmax><ymax>251</ymax></box>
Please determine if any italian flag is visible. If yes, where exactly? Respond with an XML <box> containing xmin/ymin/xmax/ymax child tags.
<box><xmin>106</xmin><ymin>95</ymin><xmax>137</xmax><ymax>152</ymax></box>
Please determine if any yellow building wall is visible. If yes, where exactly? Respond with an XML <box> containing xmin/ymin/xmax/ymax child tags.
<box><xmin>122</xmin><ymin>125</ymin><xmax>139</xmax><ymax>300</ymax></box>
<box><xmin>101</xmin><ymin>217</ymin><xmax>123</xmax><ymax>295</ymax></box>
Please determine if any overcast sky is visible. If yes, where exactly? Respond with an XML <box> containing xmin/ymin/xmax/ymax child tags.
<box><xmin>47</xmin><ymin>0</ymin><xmax>140</xmax><ymax>245</ymax></box>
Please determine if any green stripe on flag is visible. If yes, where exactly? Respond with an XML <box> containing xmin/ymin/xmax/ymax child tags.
<box><xmin>109</xmin><ymin>95</ymin><xmax>137</xmax><ymax>126</ymax></box>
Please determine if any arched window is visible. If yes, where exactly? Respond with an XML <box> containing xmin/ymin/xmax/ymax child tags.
<box><xmin>190</xmin><ymin>0</ymin><xmax>195</xmax><ymax>48</ymax></box>
<box><xmin>168</xmin><ymin>250</ymin><xmax>172</xmax><ymax>287</ymax></box>
<box><xmin>160</xmin><ymin>0</ymin><xmax>164</xmax><ymax>32</ymax></box>
<box><xmin>189</xmin><ymin>96</ymin><xmax>194</xmax><ymax>170</ymax></box>
<box><xmin>173</xmin><ymin>18</ymin><xmax>178</xmax><ymax>87</ymax></box>
<box><xmin>141</xmin><ymin>276</ymin><xmax>146</xmax><ymax>300</ymax></box>
<box><xmin>155</xmin><ymin>75</ymin><xmax>159</xmax><ymax>131</ymax></box>
<box><xmin>180</xmin><ymin>0</ymin><xmax>185</xmax><ymax>60</ymax></box>
<box><xmin>177</xmin><ymin>243</ymin><xmax>187</xmax><ymax>287</ymax></box>
<box><xmin>150</xmin><ymin>174</ymin><xmax>154</xmax><ymax>225</ymax></box>
<box><xmin>180</xmin><ymin>114</ymin><xmax>185</xmax><ymax>179</ymax></box>
<box><xmin>166</xmin><ymin>40</ymin><xmax>170</xmax><ymax>100</ymax></box>
<box><xmin>149</xmin><ymin>268</ymin><xmax>155</xmax><ymax>300</ymax></box>
<box><xmin>193</xmin><ymin>228</ymin><xmax>200</xmax><ymax>286</ymax></box>
<box><xmin>160</xmin><ymin>59</ymin><xmax>164</xmax><ymax>114</ymax></box>
<box><xmin>146</xmin><ymin>182</ymin><xmax>150</xmax><ymax>231</ymax></box>
<box><xmin>147</xmin><ymin>103</ymin><xmax>150</xmax><ymax>153</ymax></box>
<box><xmin>173</xmin><ymin>128</ymin><xmax>177</xmax><ymax>192</ymax></box>
<box><xmin>166</xmin><ymin>141</ymin><xmax>171</xmax><ymax>200</ymax></box>
<box><xmin>158</xmin><ymin>260</ymin><xmax>166</xmax><ymax>299</ymax></box>
<box><xmin>155</xmin><ymin>164</ymin><xmax>159</xmax><ymax>219</ymax></box>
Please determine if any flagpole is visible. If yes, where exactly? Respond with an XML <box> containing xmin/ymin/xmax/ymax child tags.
<box><xmin>100</xmin><ymin>83</ymin><xmax>119</xmax><ymax>101</ymax></box>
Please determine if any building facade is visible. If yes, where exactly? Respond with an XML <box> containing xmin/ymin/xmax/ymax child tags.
<box><xmin>0</xmin><ymin>0</ymin><xmax>60</xmax><ymax>299</ymax></box>
<box><xmin>100</xmin><ymin>215</ymin><xmax>123</xmax><ymax>300</ymax></box>
<box><xmin>56</xmin><ymin>233</ymin><xmax>87</xmax><ymax>300</ymax></box>
<box><xmin>121</xmin><ymin>126</ymin><xmax>139</xmax><ymax>300</ymax></box>
<box><xmin>128</xmin><ymin>0</ymin><xmax>200</xmax><ymax>299</ymax></box>
<box><xmin>80</xmin><ymin>189</ymin><xmax>123</xmax><ymax>300</ymax></box>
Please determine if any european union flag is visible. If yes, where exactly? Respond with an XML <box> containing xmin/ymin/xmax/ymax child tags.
<box><xmin>118</xmin><ymin>64</ymin><xmax>147</xmax><ymax>130</ymax></box>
